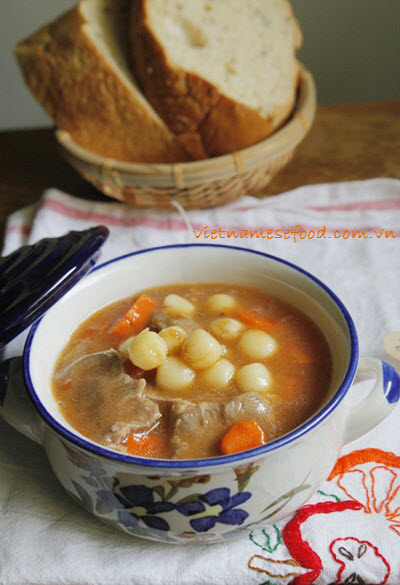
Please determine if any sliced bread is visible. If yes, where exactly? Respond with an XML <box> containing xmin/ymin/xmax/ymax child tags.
<box><xmin>130</xmin><ymin>0</ymin><xmax>302</xmax><ymax>159</ymax></box>
<box><xmin>15</xmin><ymin>0</ymin><xmax>187</xmax><ymax>163</ymax></box>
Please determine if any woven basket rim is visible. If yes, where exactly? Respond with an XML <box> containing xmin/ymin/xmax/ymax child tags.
<box><xmin>56</xmin><ymin>65</ymin><xmax>316</xmax><ymax>185</ymax></box>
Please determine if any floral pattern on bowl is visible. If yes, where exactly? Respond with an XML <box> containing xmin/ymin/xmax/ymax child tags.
<box><xmin>61</xmin><ymin>440</ymin><xmax>258</xmax><ymax>540</ymax></box>
<box><xmin>59</xmin><ymin>439</ymin><xmax>314</xmax><ymax>543</ymax></box>
<box><xmin>60</xmin><ymin>441</ymin><xmax>311</xmax><ymax>543</ymax></box>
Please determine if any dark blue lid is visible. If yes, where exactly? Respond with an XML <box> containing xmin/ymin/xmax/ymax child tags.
<box><xmin>0</xmin><ymin>226</ymin><xmax>109</xmax><ymax>350</ymax></box>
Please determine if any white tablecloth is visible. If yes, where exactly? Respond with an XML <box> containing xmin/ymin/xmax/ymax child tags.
<box><xmin>1</xmin><ymin>178</ymin><xmax>400</xmax><ymax>585</ymax></box>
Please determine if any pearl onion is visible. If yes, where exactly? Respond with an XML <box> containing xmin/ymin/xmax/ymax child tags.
<box><xmin>159</xmin><ymin>326</ymin><xmax>188</xmax><ymax>354</ymax></box>
<box><xmin>156</xmin><ymin>357</ymin><xmax>195</xmax><ymax>392</ymax></box>
<box><xmin>128</xmin><ymin>328</ymin><xmax>167</xmax><ymax>370</ymax></box>
<box><xmin>119</xmin><ymin>336</ymin><xmax>134</xmax><ymax>358</ymax></box>
<box><xmin>163</xmin><ymin>294</ymin><xmax>195</xmax><ymax>317</ymax></box>
<box><xmin>182</xmin><ymin>329</ymin><xmax>222</xmax><ymax>370</ymax></box>
<box><xmin>210</xmin><ymin>317</ymin><xmax>244</xmax><ymax>341</ymax></box>
<box><xmin>238</xmin><ymin>329</ymin><xmax>276</xmax><ymax>360</ymax></box>
<box><xmin>235</xmin><ymin>363</ymin><xmax>271</xmax><ymax>394</ymax></box>
<box><xmin>202</xmin><ymin>359</ymin><xmax>235</xmax><ymax>389</ymax></box>
<box><xmin>207</xmin><ymin>294</ymin><xmax>236</xmax><ymax>313</ymax></box>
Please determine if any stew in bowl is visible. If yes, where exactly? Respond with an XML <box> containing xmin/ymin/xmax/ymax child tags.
<box><xmin>5</xmin><ymin>243</ymin><xmax>397</xmax><ymax>543</ymax></box>
<box><xmin>53</xmin><ymin>282</ymin><xmax>331</xmax><ymax>459</ymax></box>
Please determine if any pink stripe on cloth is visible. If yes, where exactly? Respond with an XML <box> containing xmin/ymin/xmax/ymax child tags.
<box><xmin>235</xmin><ymin>198</ymin><xmax>400</xmax><ymax>214</ymax></box>
<box><xmin>41</xmin><ymin>198</ymin><xmax>295</xmax><ymax>234</ymax></box>
<box><xmin>40</xmin><ymin>199</ymin><xmax>400</xmax><ymax>237</ymax></box>
<box><xmin>41</xmin><ymin>199</ymin><xmax>199</xmax><ymax>232</ymax></box>
<box><xmin>309</xmin><ymin>198</ymin><xmax>400</xmax><ymax>212</ymax></box>
<box><xmin>4</xmin><ymin>224</ymin><xmax>32</xmax><ymax>236</ymax></box>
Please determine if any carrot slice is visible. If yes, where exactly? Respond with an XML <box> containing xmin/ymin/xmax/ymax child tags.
<box><xmin>220</xmin><ymin>420</ymin><xmax>265</xmax><ymax>455</ymax></box>
<box><xmin>126</xmin><ymin>434</ymin><xmax>169</xmax><ymax>458</ymax></box>
<box><xmin>112</xmin><ymin>294</ymin><xmax>157</xmax><ymax>337</ymax></box>
<box><xmin>235</xmin><ymin>309</ymin><xmax>279</xmax><ymax>332</ymax></box>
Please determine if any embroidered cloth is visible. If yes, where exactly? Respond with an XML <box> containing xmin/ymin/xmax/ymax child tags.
<box><xmin>1</xmin><ymin>178</ymin><xmax>400</xmax><ymax>585</ymax></box>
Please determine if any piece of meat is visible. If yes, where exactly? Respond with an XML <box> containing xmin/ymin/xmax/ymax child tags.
<box><xmin>149</xmin><ymin>310</ymin><xmax>197</xmax><ymax>334</ymax></box>
<box><xmin>223</xmin><ymin>393</ymin><xmax>276</xmax><ymax>433</ymax></box>
<box><xmin>170</xmin><ymin>392</ymin><xmax>277</xmax><ymax>459</ymax></box>
<box><xmin>149</xmin><ymin>310</ymin><xmax>173</xmax><ymax>332</ymax></box>
<box><xmin>56</xmin><ymin>349</ymin><xmax>160</xmax><ymax>444</ymax></box>
<box><xmin>170</xmin><ymin>399</ymin><xmax>225</xmax><ymax>459</ymax></box>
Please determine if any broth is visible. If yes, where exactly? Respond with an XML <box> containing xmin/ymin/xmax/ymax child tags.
<box><xmin>52</xmin><ymin>283</ymin><xmax>332</xmax><ymax>459</ymax></box>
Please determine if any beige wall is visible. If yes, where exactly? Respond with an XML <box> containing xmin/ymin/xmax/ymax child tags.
<box><xmin>1</xmin><ymin>0</ymin><xmax>399</xmax><ymax>130</ymax></box>
<box><xmin>292</xmin><ymin>0</ymin><xmax>400</xmax><ymax>104</ymax></box>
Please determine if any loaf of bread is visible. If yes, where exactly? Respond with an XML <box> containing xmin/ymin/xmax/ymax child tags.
<box><xmin>130</xmin><ymin>0</ymin><xmax>302</xmax><ymax>159</ymax></box>
<box><xmin>15</xmin><ymin>0</ymin><xmax>187</xmax><ymax>163</ymax></box>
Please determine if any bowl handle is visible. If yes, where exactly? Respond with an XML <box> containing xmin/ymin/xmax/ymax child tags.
<box><xmin>0</xmin><ymin>357</ymin><xmax>43</xmax><ymax>445</ymax></box>
<box><xmin>344</xmin><ymin>357</ymin><xmax>400</xmax><ymax>444</ymax></box>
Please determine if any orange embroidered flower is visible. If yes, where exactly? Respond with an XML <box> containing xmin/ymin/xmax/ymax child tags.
<box><xmin>247</xmin><ymin>449</ymin><xmax>399</xmax><ymax>585</ymax></box>
<box><xmin>329</xmin><ymin>448</ymin><xmax>400</xmax><ymax>536</ymax></box>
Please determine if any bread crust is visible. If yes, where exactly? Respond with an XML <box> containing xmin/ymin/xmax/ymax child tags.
<box><xmin>15</xmin><ymin>3</ymin><xmax>187</xmax><ymax>163</ymax></box>
<box><xmin>130</xmin><ymin>1</ymin><xmax>298</xmax><ymax>159</ymax></box>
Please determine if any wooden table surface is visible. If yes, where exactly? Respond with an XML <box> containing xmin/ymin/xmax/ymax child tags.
<box><xmin>1</xmin><ymin>101</ymin><xmax>399</xmax><ymax>247</ymax></box>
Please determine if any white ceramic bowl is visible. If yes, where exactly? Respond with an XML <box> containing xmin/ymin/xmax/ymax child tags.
<box><xmin>1</xmin><ymin>244</ymin><xmax>398</xmax><ymax>544</ymax></box>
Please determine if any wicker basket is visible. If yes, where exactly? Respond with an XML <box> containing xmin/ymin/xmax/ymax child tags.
<box><xmin>56</xmin><ymin>66</ymin><xmax>316</xmax><ymax>210</ymax></box>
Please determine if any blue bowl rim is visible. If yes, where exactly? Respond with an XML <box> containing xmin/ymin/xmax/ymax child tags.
<box><xmin>23</xmin><ymin>243</ymin><xmax>359</xmax><ymax>469</ymax></box>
